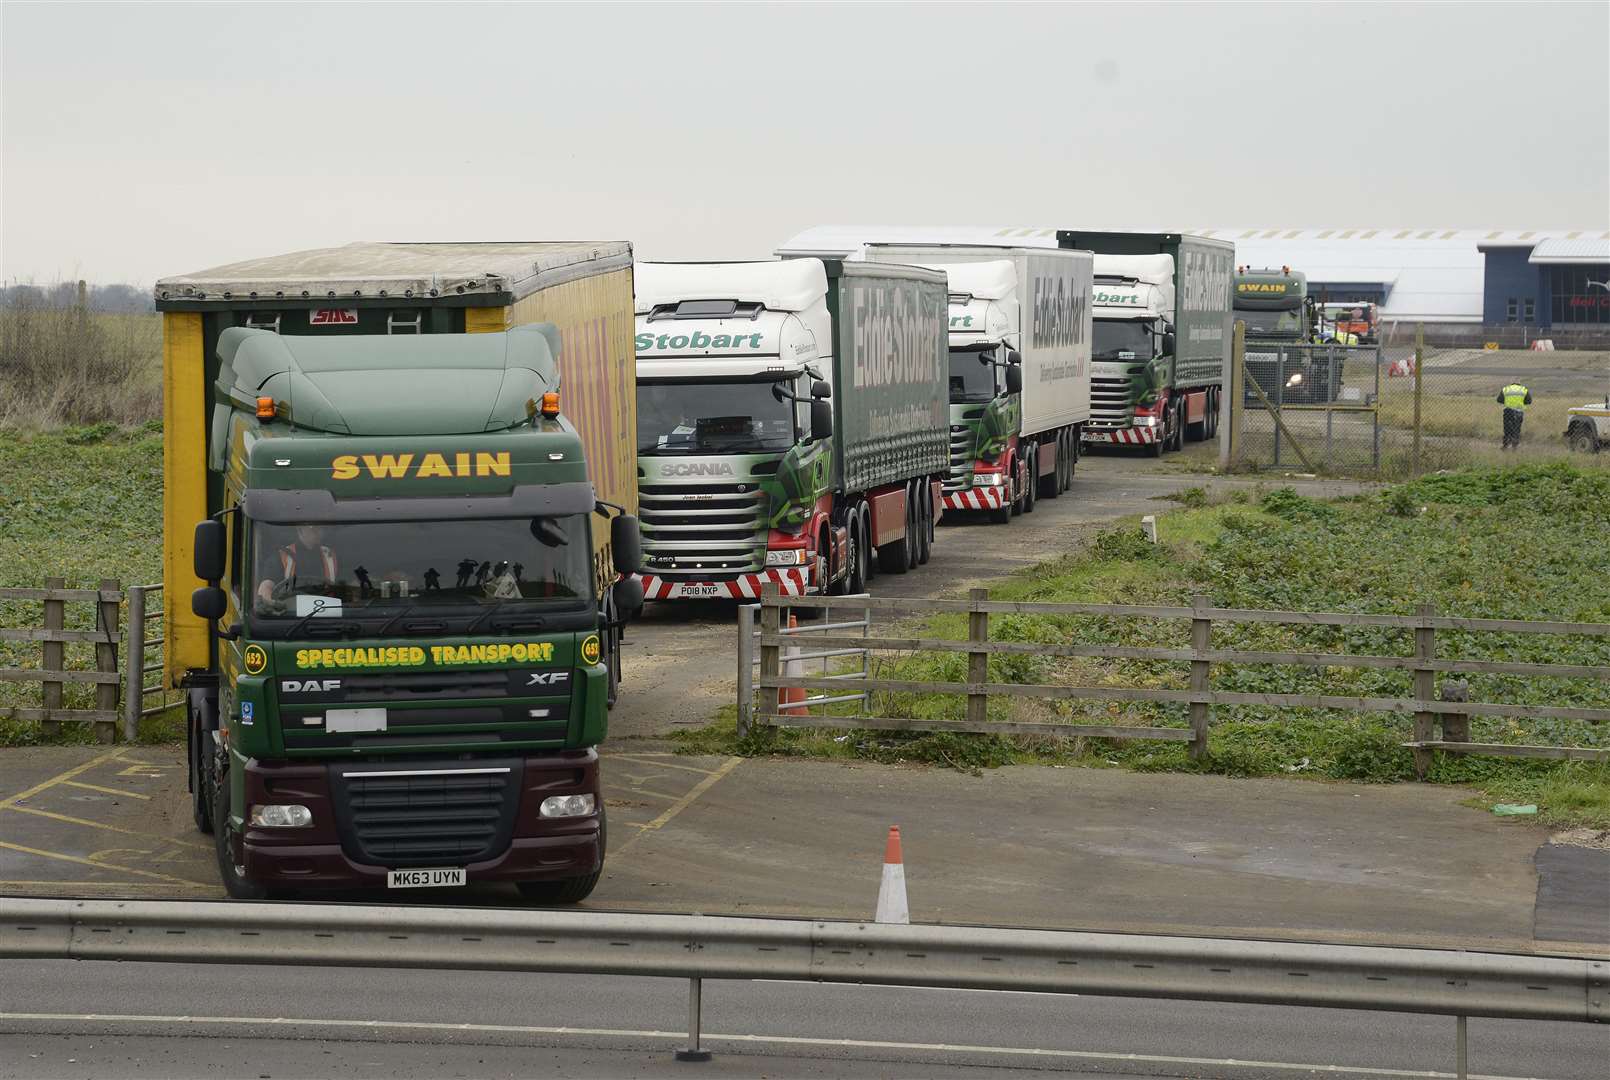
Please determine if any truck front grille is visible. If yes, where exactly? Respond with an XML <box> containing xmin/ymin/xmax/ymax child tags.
<box><xmin>638</xmin><ymin>482</ymin><xmax>768</xmax><ymax>578</ymax></box>
<box><xmin>1089</xmin><ymin>375</ymin><xmax>1138</xmax><ymax>428</ymax></box>
<box><xmin>331</xmin><ymin>762</ymin><xmax>520</xmax><ymax>867</ymax></box>
<box><xmin>946</xmin><ymin>425</ymin><xmax>976</xmax><ymax>491</ymax></box>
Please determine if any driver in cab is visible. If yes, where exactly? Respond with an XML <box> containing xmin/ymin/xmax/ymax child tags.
<box><xmin>256</xmin><ymin>524</ymin><xmax>339</xmax><ymax>605</ymax></box>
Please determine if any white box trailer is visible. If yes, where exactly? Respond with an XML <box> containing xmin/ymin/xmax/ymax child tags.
<box><xmin>862</xmin><ymin>244</ymin><xmax>1092</xmax><ymax>520</ymax></box>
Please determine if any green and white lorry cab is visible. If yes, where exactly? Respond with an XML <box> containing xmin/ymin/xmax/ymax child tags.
<box><xmin>155</xmin><ymin>240</ymin><xmax>641</xmax><ymax>903</ymax></box>
<box><xmin>860</xmin><ymin>247</ymin><xmax>1093</xmax><ymax>523</ymax></box>
<box><xmin>633</xmin><ymin>259</ymin><xmax>950</xmax><ymax>602</ymax></box>
<box><xmin>1234</xmin><ymin>266</ymin><xmax>1326</xmax><ymax>404</ymax></box>
<box><xmin>1058</xmin><ymin>232</ymin><xmax>1235</xmax><ymax>458</ymax></box>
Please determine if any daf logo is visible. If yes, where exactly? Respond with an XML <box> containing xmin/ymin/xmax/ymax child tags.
<box><xmin>526</xmin><ymin>671</ymin><xmax>572</xmax><ymax>687</ymax></box>
<box><xmin>661</xmin><ymin>462</ymin><xmax>734</xmax><ymax>477</ymax></box>
<box><xmin>282</xmin><ymin>678</ymin><xmax>341</xmax><ymax>693</ymax></box>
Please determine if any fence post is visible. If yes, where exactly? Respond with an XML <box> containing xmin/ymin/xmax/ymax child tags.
<box><xmin>123</xmin><ymin>585</ymin><xmax>146</xmax><ymax>742</ymax></box>
<box><xmin>1412</xmin><ymin>602</ymin><xmax>1437</xmax><ymax>779</ymax></box>
<box><xmin>966</xmin><ymin>587</ymin><xmax>989</xmax><ymax>728</ymax></box>
<box><xmin>1228</xmin><ymin>321</ymin><xmax>1246</xmax><ymax>468</ymax></box>
<box><xmin>1439</xmin><ymin>678</ymin><xmax>1471</xmax><ymax>747</ymax></box>
<box><xmin>95</xmin><ymin>578</ymin><xmax>120</xmax><ymax>745</ymax></box>
<box><xmin>1189</xmin><ymin>595</ymin><xmax>1212</xmax><ymax>761</ymax></box>
<box><xmin>41</xmin><ymin>576</ymin><xmax>66</xmax><ymax>738</ymax></box>
<box><xmin>758</xmin><ymin>584</ymin><xmax>781</xmax><ymax>729</ymax></box>
<box><xmin>1412</xmin><ymin>323</ymin><xmax>1424</xmax><ymax>476</ymax></box>
<box><xmin>1220</xmin><ymin>321</ymin><xmax>1243</xmax><ymax>470</ymax></box>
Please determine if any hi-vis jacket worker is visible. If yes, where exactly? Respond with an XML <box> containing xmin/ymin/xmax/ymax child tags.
<box><xmin>256</xmin><ymin>524</ymin><xmax>339</xmax><ymax>602</ymax></box>
<box><xmin>1496</xmin><ymin>383</ymin><xmax>1533</xmax><ymax>450</ymax></box>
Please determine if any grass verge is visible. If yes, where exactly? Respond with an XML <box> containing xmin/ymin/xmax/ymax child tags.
<box><xmin>676</xmin><ymin>463</ymin><xmax>1610</xmax><ymax>828</ymax></box>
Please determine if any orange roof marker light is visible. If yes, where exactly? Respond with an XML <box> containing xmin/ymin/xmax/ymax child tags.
<box><xmin>540</xmin><ymin>391</ymin><xmax>561</xmax><ymax>418</ymax></box>
<box><xmin>256</xmin><ymin>396</ymin><xmax>277</xmax><ymax>420</ymax></box>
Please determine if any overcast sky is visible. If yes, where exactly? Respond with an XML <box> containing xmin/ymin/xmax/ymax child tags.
<box><xmin>3</xmin><ymin>1</ymin><xmax>1606</xmax><ymax>285</ymax></box>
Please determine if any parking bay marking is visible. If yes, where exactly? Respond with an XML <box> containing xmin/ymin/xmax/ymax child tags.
<box><xmin>61</xmin><ymin>780</ymin><xmax>152</xmax><ymax>801</ymax></box>
<box><xmin>0</xmin><ymin>748</ymin><xmax>128</xmax><ymax>811</ymax></box>
<box><xmin>613</xmin><ymin>756</ymin><xmax>742</xmax><ymax>856</ymax></box>
<box><xmin>3</xmin><ymin>804</ymin><xmax>209</xmax><ymax>851</ymax></box>
<box><xmin>0</xmin><ymin>841</ymin><xmax>209</xmax><ymax>886</ymax></box>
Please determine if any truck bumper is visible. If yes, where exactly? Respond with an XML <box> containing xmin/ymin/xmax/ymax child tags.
<box><xmin>638</xmin><ymin>566</ymin><xmax>810</xmax><ymax>601</ymax></box>
<box><xmin>942</xmin><ymin>485</ymin><xmax>1007</xmax><ymax>511</ymax></box>
<box><xmin>1083</xmin><ymin>426</ymin><xmax>1159</xmax><ymax>446</ymax></box>
<box><xmin>238</xmin><ymin>749</ymin><xmax>602</xmax><ymax>890</ymax></box>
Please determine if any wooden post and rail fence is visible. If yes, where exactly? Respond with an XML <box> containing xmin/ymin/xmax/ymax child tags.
<box><xmin>0</xmin><ymin>579</ymin><xmax>170</xmax><ymax>742</ymax></box>
<box><xmin>750</xmin><ymin>584</ymin><xmax>1610</xmax><ymax>773</ymax></box>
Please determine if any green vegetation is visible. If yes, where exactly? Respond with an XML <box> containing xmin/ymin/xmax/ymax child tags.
<box><xmin>681</xmin><ymin>463</ymin><xmax>1610</xmax><ymax>826</ymax></box>
<box><xmin>0</xmin><ymin>304</ymin><xmax>162</xmax><ymax>429</ymax></box>
<box><xmin>0</xmin><ymin>426</ymin><xmax>178</xmax><ymax>744</ymax></box>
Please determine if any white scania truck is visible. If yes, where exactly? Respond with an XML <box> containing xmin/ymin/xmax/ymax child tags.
<box><xmin>862</xmin><ymin>245</ymin><xmax>1092</xmax><ymax>521</ymax></box>
<box><xmin>633</xmin><ymin>259</ymin><xmax>950</xmax><ymax>601</ymax></box>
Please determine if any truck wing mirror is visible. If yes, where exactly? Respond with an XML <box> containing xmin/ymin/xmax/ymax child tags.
<box><xmin>810</xmin><ymin>398</ymin><xmax>834</xmax><ymax>441</ymax></box>
<box><xmin>1006</xmin><ymin>349</ymin><xmax>1023</xmax><ymax>366</ymax></box>
<box><xmin>191</xmin><ymin>586</ymin><xmax>227</xmax><ymax>622</ymax></box>
<box><xmin>611</xmin><ymin>514</ymin><xmax>643</xmax><ymax>576</ymax></box>
<box><xmin>194</xmin><ymin>520</ymin><xmax>226</xmax><ymax>582</ymax></box>
<box><xmin>1162</xmin><ymin>332</ymin><xmax>1177</xmax><ymax>357</ymax></box>
<box><xmin>612</xmin><ymin>575</ymin><xmax>644</xmax><ymax>624</ymax></box>
<box><xmin>1005</xmin><ymin>365</ymin><xmax>1024</xmax><ymax>395</ymax></box>
<box><xmin>812</xmin><ymin>379</ymin><xmax>831</xmax><ymax>400</ymax></box>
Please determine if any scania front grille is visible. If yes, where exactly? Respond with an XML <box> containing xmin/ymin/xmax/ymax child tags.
<box><xmin>947</xmin><ymin>425</ymin><xmax>976</xmax><ymax>490</ymax></box>
<box><xmin>331</xmin><ymin>762</ymin><xmax>521</xmax><ymax>866</ymax></box>
<box><xmin>639</xmin><ymin>480</ymin><xmax>769</xmax><ymax>575</ymax></box>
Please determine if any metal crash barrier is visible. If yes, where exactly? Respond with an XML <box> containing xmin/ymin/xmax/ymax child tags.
<box><xmin>2</xmin><ymin>897</ymin><xmax>1602</xmax><ymax>1074</ymax></box>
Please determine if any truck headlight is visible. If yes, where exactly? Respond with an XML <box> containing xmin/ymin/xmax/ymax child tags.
<box><xmin>974</xmin><ymin>473</ymin><xmax>1004</xmax><ymax>487</ymax></box>
<box><xmin>250</xmin><ymin>804</ymin><xmax>312</xmax><ymax>828</ymax></box>
<box><xmin>540</xmin><ymin>794</ymin><xmax>596</xmax><ymax>818</ymax></box>
<box><xmin>765</xmin><ymin>549</ymin><xmax>807</xmax><ymax>567</ymax></box>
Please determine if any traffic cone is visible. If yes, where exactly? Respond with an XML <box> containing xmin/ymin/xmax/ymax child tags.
<box><xmin>874</xmin><ymin>825</ymin><xmax>909</xmax><ymax>924</ymax></box>
<box><xmin>781</xmin><ymin>613</ymin><xmax>806</xmax><ymax>715</ymax></box>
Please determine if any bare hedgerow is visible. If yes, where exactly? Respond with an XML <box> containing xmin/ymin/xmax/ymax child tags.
<box><xmin>0</xmin><ymin>294</ymin><xmax>161</xmax><ymax>429</ymax></box>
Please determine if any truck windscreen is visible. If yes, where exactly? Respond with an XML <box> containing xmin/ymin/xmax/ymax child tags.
<box><xmin>949</xmin><ymin>347</ymin><xmax>998</xmax><ymax>403</ymax></box>
<box><xmin>1092</xmin><ymin>320</ymin><xmax>1154</xmax><ymax>361</ymax></box>
<box><xmin>1234</xmin><ymin>307</ymin><xmax>1307</xmax><ymax>336</ymax></box>
<box><xmin>250</xmin><ymin>516</ymin><xmax>592</xmax><ymax>622</ymax></box>
<box><xmin>637</xmin><ymin>380</ymin><xmax>798</xmax><ymax>455</ymax></box>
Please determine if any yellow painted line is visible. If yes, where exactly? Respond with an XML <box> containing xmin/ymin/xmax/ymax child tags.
<box><xmin>0</xmin><ymin>880</ymin><xmax>214</xmax><ymax>892</ymax></box>
<box><xmin>116</xmin><ymin>763</ymin><xmax>173</xmax><ymax>778</ymax></box>
<box><xmin>0</xmin><ymin>748</ymin><xmax>126</xmax><ymax>811</ymax></box>
<box><xmin>614</xmin><ymin>787</ymin><xmax>692</xmax><ymax>804</ymax></box>
<box><xmin>606</xmin><ymin>752</ymin><xmax>719</xmax><ymax>776</ymax></box>
<box><xmin>0</xmin><ymin>841</ymin><xmax>208</xmax><ymax>886</ymax></box>
<box><xmin>2</xmin><ymin>805</ymin><xmax>209</xmax><ymax>850</ymax></box>
<box><xmin>61</xmin><ymin>780</ymin><xmax>152</xmax><ymax>801</ymax></box>
<box><xmin>612</xmin><ymin>756</ymin><xmax>741</xmax><ymax>856</ymax></box>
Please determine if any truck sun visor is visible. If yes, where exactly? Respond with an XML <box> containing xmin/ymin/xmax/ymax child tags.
<box><xmin>243</xmin><ymin>482</ymin><xmax>596</xmax><ymax>523</ymax></box>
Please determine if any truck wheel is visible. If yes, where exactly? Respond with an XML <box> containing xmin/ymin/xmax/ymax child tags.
<box><xmin>904</xmin><ymin>483</ymin><xmax>920</xmax><ymax>570</ymax></box>
<box><xmin>916</xmin><ymin>483</ymin><xmax>932</xmax><ymax>565</ymax></box>
<box><xmin>1171</xmin><ymin>399</ymin><xmax>1186</xmax><ymax>452</ymax></box>
<box><xmin>517</xmin><ymin>808</ymin><xmax>605</xmax><ymax>905</ymax></box>
<box><xmin>1022</xmin><ymin>453</ymin><xmax>1037</xmax><ymax>514</ymax></box>
<box><xmin>213</xmin><ymin>760</ymin><xmax>277</xmax><ymax>901</ymax></box>
<box><xmin>190</xmin><ymin>697</ymin><xmax>214</xmax><ymax>835</ymax></box>
<box><xmin>859</xmin><ymin>504</ymin><xmax>876</xmax><ymax>581</ymax></box>
<box><xmin>841</xmin><ymin>517</ymin><xmax>867</xmax><ymax>595</ymax></box>
<box><xmin>990</xmin><ymin>471</ymin><xmax>1014</xmax><ymax>525</ymax></box>
<box><xmin>1148</xmin><ymin>427</ymin><xmax>1166</xmax><ymax>458</ymax></box>
<box><xmin>1010</xmin><ymin>460</ymin><xmax>1024</xmax><ymax>516</ymax></box>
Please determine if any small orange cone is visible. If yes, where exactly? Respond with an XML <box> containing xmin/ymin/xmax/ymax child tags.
<box><xmin>781</xmin><ymin>612</ymin><xmax>806</xmax><ymax>715</ymax></box>
<box><xmin>874</xmin><ymin>825</ymin><xmax>909</xmax><ymax>924</ymax></box>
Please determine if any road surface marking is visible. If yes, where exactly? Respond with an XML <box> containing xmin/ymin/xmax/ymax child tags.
<box><xmin>613</xmin><ymin>755</ymin><xmax>742</xmax><ymax>854</ymax></box>
<box><xmin>0</xmin><ymin>842</ymin><xmax>208</xmax><ymax>886</ymax></box>
<box><xmin>0</xmin><ymin>880</ymin><xmax>215</xmax><ymax>892</ymax></box>
<box><xmin>0</xmin><ymin>1011</ymin><xmax>1555</xmax><ymax>1079</ymax></box>
<box><xmin>0</xmin><ymin>748</ymin><xmax>126</xmax><ymax>810</ymax></box>
<box><xmin>61</xmin><ymin>780</ymin><xmax>152</xmax><ymax>800</ymax></box>
<box><xmin>116</xmin><ymin>763</ymin><xmax>172</xmax><ymax>778</ymax></box>
<box><xmin>607</xmin><ymin>753</ymin><xmax>720</xmax><ymax>776</ymax></box>
<box><xmin>2</xmin><ymin>805</ymin><xmax>208</xmax><ymax>850</ymax></box>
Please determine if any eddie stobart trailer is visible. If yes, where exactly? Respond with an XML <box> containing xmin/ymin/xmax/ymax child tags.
<box><xmin>154</xmin><ymin>242</ymin><xmax>642</xmax><ymax>902</ymax></box>
<box><xmin>1056</xmin><ymin>231</ymin><xmax>1234</xmax><ymax>456</ymax></box>
<box><xmin>633</xmin><ymin>259</ymin><xmax>949</xmax><ymax>600</ymax></box>
<box><xmin>862</xmin><ymin>244</ymin><xmax>1092</xmax><ymax>522</ymax></box>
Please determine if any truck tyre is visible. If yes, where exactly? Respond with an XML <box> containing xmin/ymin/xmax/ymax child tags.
<box><xmin>1148</xmin><ymin>426</ymin><xmax>1166</xmax><ymax>458</ymax></box>
<box><xmin>917</xmin><ymin>482</ymin><xmax>932</xmax><ymax>565</ymax></box>
<box><xmin>1022</xmin><ymin>450</ymin><xmax>1037</xmax><ymax>514</ymax></box>
<box><xmin>517</xmin><ymin>808</ymin><xmax>605</xmax><ymax>905</ymax></box>
<box><xmin>845</xmin><ymin>517</ymin><xmax>868</xmax><ymax>594</ymax></box>
<box><xmin>190</xmin><ymin>695</ymin><xmax>215</xmax><ymax>835</ymax></box>
<box><xmin>213</xmin><ymin>760</ymin><xmax>278</xmax><ymax>901</ymax></box>
<box><xmin>1010</xmin><ymin>459</ymin><xmax>1025</xmax><ymax>516</ymax></box>
<box><xmin>859</xmin><ymin>504</ymin><xmax>876</xmax><ymax>581</ymax></box>
<box><xmin>904</xmin><ymin>483</ymin><xmax>920</xmax><ymax>570</ymax></box>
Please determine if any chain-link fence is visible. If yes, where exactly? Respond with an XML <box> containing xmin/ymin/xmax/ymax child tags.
<box><xmin>1222</xmin><ymin>326</ymin><xmax>1610</xmax><ymax>477</ymax></box>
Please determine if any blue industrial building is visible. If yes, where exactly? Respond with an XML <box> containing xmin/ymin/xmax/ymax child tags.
<box><xmin>1480</xmin><ymin>238</ymin><xmax>1610</xmax><ymax>329</ymax></box>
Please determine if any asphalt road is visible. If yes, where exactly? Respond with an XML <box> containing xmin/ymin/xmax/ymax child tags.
<box><xmin>2</xmin><ymin>958</ymin><xmax>1603</xmax><ymax>1079</ymax></box>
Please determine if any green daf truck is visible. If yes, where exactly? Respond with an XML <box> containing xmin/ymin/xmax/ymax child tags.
<box><xmin>155</xmin><ymin>242</ymin><xmax>641</xmax><ymax>902</ymax></box>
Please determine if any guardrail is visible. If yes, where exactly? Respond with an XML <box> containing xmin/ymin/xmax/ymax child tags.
<box><xmin>1</xmin><ymin>897</ymin><xmax>1602</xmax><ymax>1074</ymax></box>
<box><xmin>749</xmin><ymin>586</ymin><xmax>1610</xmax><ymax>772</ymax></box>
